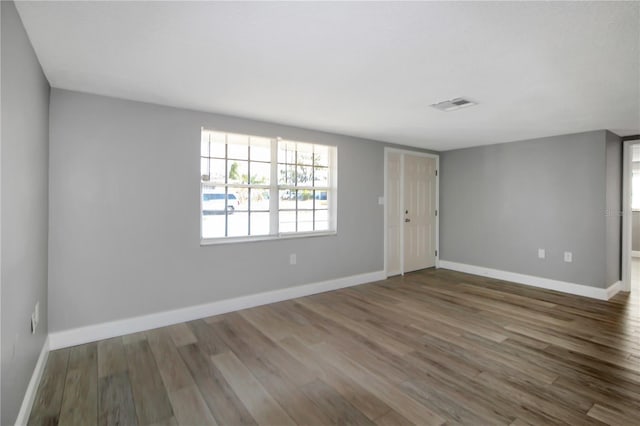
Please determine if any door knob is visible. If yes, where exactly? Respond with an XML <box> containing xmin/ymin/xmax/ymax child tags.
<box><xmin>405</xmin><ymin>218</ymin><xmax>411</xmax><ymax>223</ymax></box>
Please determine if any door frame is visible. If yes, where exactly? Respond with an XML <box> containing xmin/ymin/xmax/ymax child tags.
<box><xmin>622</xmin><ymin>138</ymin><xmax>640</xmax><ymax>292</ymax></box>
<box><xmin>384</xmin><ymin>147</ymin><xmax>440</xmax><ymax>277</ymax></box>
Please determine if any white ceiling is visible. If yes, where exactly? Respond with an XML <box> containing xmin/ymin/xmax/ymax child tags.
<box><xmin>15</xmin><ymin>1</ymin><xmax>640</xmax><ymax>151</ymax></box>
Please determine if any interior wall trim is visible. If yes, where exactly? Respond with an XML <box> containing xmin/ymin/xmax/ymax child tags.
<box><xmin>439</xmin><ymin>260</ymin><xmax>621</xmax><ymax>300</ymax></box>
<box><xmin>606</xmin><ymin>281</ymin><xmax>623</xmax><ymax>300</ymax></box>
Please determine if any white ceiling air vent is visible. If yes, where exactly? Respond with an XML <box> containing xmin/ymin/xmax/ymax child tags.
<box><xmin>431</xmin><ymin>97</ymin><xmax>477</xmax><ymax>112</ymax></box>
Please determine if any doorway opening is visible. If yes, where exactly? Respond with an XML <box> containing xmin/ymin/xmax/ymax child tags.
<box><xmin>384</xmin><ymin>148</ymin><xmax>439</xmax><ymax>277</ymax></box>
<box><xmin>621</xmin><ymin>137</ymin><xmax>640</xmax><ymax>297</ymax></box>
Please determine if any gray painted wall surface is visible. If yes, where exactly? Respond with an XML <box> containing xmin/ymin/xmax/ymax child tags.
<box><xmin>1</xmin><ymin>1</ymin><xmax>50</xmax><ymax>423</ymax></box>
<box><xmin>605</xmin><ymin>130</ymin><xmax>621</xmax><ymax>286</ymax></box>
<box><xmin>440</xmin><ymin>131</ymin><xmax>612</xmax><ymax>288</ymax></box>
<box><xmin>48</xmin><ymin>89</ymin><xmax>421</xmax><ymax>332</ymax></box>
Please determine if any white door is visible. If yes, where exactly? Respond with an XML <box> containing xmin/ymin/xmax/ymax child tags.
<box><xmin>403</xmin><ymin>155</ymin><xmax>436</xmax><ymax>272</ymax></box>
<box><xmin>386</xmin><ymin>152</ymin><xmax>437</xmax><ymax>275</ymax></box>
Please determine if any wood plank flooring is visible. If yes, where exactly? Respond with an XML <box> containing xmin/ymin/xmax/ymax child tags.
<box><xmin>28</xmin><ymin>268</ymin><xmax>640</xmax><ymax>425</ymax></box>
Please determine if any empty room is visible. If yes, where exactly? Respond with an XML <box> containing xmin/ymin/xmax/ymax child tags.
<box><xmin>2</xmin><ymin>1</ymin><xmax>640</xmax><ymax>425</ymax></box>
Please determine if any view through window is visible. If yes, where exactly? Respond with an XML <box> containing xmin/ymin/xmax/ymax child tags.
<box><xmin>200</xmin><ymin>129</ymin><xmax>337</xmax><ymax>241</ymax></box>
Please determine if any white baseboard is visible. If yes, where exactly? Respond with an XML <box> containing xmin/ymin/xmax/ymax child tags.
<box><xmin>15</xmin><ymin>336</ymin><xmax>50</xmax><ymax>426</ymax></box>
<box><xmin>49</xmin><ymin>270</ymin><xmax>385</xmax><ymax>350</ymax></box>
<box><xmin>632</xmin><ymin>250</ymin><xmax>640</xmax><ymax>258</ymax></box>
<box><xmin>606</xmin><ymin>281</ymin><xmax>623</xmax><ymax>299</ymax></box>
<box><xmin>439</xmin><ymin>260</ymin><xmax>618</xmax><ymax>301</ymax></box>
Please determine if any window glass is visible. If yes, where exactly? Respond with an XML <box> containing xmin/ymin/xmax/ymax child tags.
<box><xmin>201</xmin><ymin>129</ymin><xmax>336</xmax><ymax>241</ymax></box>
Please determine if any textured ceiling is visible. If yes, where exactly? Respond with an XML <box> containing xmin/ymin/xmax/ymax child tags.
<box><xmin>15</xmin><ymin>1</ymin><xmax>640</xmax><ymax>151</ymax></box>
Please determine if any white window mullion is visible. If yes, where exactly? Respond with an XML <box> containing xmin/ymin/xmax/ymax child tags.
<box><xmin>270</xmin><ymin>139</ymin><xmax>279</xmax><ymax>235</ymax></box>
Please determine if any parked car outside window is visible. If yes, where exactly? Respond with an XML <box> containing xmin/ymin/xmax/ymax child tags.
<box><xmin>202</xmin><ymin>193</ymin><xmax>239</xmax><ymax>214</ymax></box>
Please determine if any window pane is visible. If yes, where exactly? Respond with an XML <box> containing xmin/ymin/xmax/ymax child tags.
<box><xmin>201</xmin><ymin>139</ymin><xmax>209</xmax><ymax>157</ymax></box>
<box><xmin>203</xmin><ymin>190</ymin><xmax>234</xmax><ymax>213</ymax></box>
<box><xmin>314</xmin><ymin>190</ymin><xmax>329</xmax><ymax>206</ymax></box>
<box><xmin>227</xmin><ymin>134</ymin><xmax>249</xmax><ymax>160</ymax></box>
<box><xmin>315</xmin><ymin>209</ymin><xmax>329</xmax><ymax>221</ymax></box>
<box><xmin>297</xmin><ymin>149</ymin><xmax>314</xmax><ymax>165</ymax></box>
<box><xmin>202</xmin><ymin>131</ymin><xmax>239</xmax><ymax>160</ymax></box>
<box><xmin>297</xmin><ymin>190</ymin><xmax>314</xmax><ymax>210</ymax></box>
<box><xmin>202</xmin><ymin>214</ymin><xmax>226</xmax><ymax>239</ymax></box>
<box><xmin>250</xmin><ymin>137</ymin><xmax>271</xmax><ymax>162</ymax></box>
<box><xmin>201</xmin><ymin>182</ymin><xmax>212</xmax><ymax>192</ymax></box>
<box><xmin>250</xmin><ymin>212</ymin><xmax>270</xmax><ymax>236</ymax></box>
<box><xmin>250</xmin><ymin>161</ymin><xmax>270</xmax><ymax>185</ymax></box>
<box><xmin>279</xmin><ymin>190</ymin><xmax>297</xmax><ymax>209</ymax></box>
<box><xmin>228</xmin><ymin>161</ymin><xmax>248</xmax><ymax>184</ymax></box>
<box><xmin>296</xmin><ymin>142</ymin><xmax>313</xmax><ymax>161</ymax></box>
<box><xmin>211</xmin><ymin>143</ymin><xmax>225</xmax><ymax>158</ymax></box>
<box><xmin>298</xmin><ymin>210</ymin><xmax>314</xmax><ymax>232</ymax></box>
<box><xmin>296</xmin><ymin>165</ymin><xmax>313</xmax><ymax>186</ymax></box>
<box><xmin>278</xmin><ymin>164</ymin><xmax>295</xmax><ymax>185</ymax></box>
<box><xmin>279</xmin><ymin>210</ymin><xmax>296</xmax><ymax>233</ymax></box>
<box><xmin>209</xmin><ymin>132</ymin><xmax>226</xmax><ymax>157</ymax></box>
<box><xmin>210</xmin><ymin>159</ymin><xmax>226</xmax><ymax>183</ymax></box>
<box><xmin>314</xmin><ymin>221</ymin><xmax>329</xmax><ymax>231</ymax></box>
<box><xmin>225</xmin><ymin>187</ymin><xmax>244</xmax><ymax>211</ymax></box>
<box><xmin>202</xmin><ymin>182</ymin><xmax>221</xmax><ymax>194</ymax></box>
<box><xmin>314</xmin><ymin>145</ymin><xmax>330</xmax><ymax>167</ymax></box>
<box><xmin>209</xmin><ymin>131</ymin><xmax>226</xmax><ymax>143</ymax></box>
<box><xmin>227</xmin><ymin>211</ymin><xmax>249</xmax><ymax>237</ymax></box>
<box><xmin>249</xmin><ymin>188</ymin><xmax>270</xmax><ymax>211</ymax></box>
<box><xmin>314</xmin><ymin>167</ymin><xmax>328</xmax><ymax>187</ymax></box>
<box><xmin>278</xmin><ymin>141</ymin><xmax>296</xmax><ymax>164</ymax></box>
<box><xmin>201</xmin><ymin>158</ymin><xmax>210</xmax><ymax>180</ymax></box>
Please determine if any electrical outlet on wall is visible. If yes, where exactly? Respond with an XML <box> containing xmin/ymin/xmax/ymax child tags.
<box><xmin>564</xmin><ymin>251</ymin><xmax>573</xmax><ymax>263</ymax></box>
<box><xmin>538</xmin><ymin>248</ymin><xmax>545</xmax><ymax>259</ymax></box>
<box><xmin>290</xmin><ymin>253</ymin><xmax>297</xmax><ymax>265</ymax></box>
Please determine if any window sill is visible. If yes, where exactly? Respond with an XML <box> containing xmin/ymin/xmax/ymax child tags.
<box><xmin>200</xmin><ymin>231</ymin><xmax>337</xmax><ymax>246</ymax></box>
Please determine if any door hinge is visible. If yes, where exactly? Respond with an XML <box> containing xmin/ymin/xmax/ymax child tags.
<box><xmin>435</xmin><ymin>210</ymin><xmax>438</xmax><ymax>216</ymax></box>
<box><xmin>435</xmin><ymin>250</ymin><xmax>438</xmax><ymax>257</ymax></box>
<box><xmin>435</xmin><ymin>170</ymin><xmax>438</xmax><ymax>176</ymax></box>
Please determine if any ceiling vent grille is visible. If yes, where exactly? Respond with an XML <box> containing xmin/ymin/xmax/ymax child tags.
<box><xmin>431</xmin><ymin>97</ymin><xmax>477</xmax><ymax>112</ymax></box>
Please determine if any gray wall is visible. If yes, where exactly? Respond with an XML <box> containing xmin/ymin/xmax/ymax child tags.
<box><xmin>1</xmin><ymin>1</ymin><xmax>50</xmax><ymax>424</ymax></box>
<box><xmin>605</xmin><ymin>130</ymin><xmax>621</xmax><ymax>286</ymax></box>
<box><xmin>440</xmin><ymin>131</ymin><xmax>616</xmax><ymax>289</ymax></box>
<box><xmin>48</xmin><ymin>89</ymin><xmax>415</xmax><ymax>332</ymax></box>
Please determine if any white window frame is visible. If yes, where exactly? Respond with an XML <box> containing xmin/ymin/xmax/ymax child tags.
<box><xmin>200</xmin><ymin>129</ymin><xmax>337</xmax><ymax>245</ymax></box>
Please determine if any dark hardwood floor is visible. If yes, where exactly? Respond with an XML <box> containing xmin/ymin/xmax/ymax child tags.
<box><xmin>28</xmin><ymin>268</ymin><xmax>640</xmax><ymax>425</ymax></box>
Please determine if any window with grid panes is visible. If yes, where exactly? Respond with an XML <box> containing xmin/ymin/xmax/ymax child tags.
<box><xmin>200</xmin><ymin>129</ymin><xmax>337</xmax><ymax>242</ymax></box>
<box><xmin>277</xmin><ymin>140</ymin><xmax>333</xmax><ymax>233</ymax></box>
